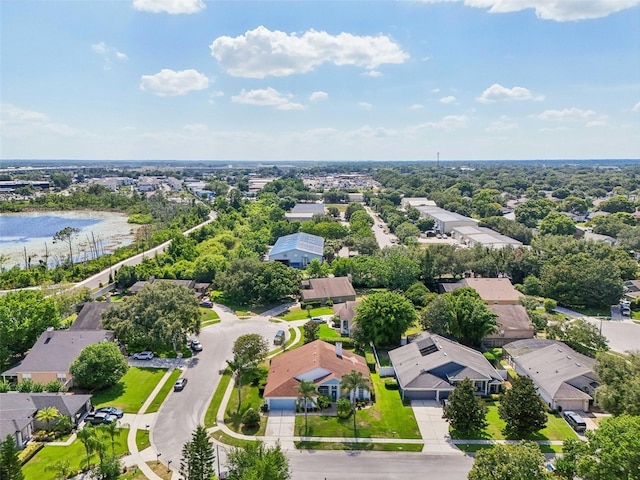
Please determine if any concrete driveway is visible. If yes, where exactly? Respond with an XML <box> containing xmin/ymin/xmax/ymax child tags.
<box><xmin>411</xmin><ymin>400</ymin><xmax>461</xmax><ymax>454</ymax></box>
<box><xmin>265</xmin><ymin>409</ymin><xmax>296</xmax><ymax>448</ymax></box>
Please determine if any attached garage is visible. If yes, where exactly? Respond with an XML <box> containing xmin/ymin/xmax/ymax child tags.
<box><xmin>403</xmin><ymin>390</ymin><xmax>436</xmax><ymax>401</ymax></box>
<box><xmin>266</xmin><ymin>397</ymin><xmax>296</xmax><ymax>411</ymax></box>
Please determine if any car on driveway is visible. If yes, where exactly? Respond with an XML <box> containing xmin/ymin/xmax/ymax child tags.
<box><xmin>191</xmin><ymin>340</ymin><xmax>203</xmax><ymax>352</ymax></box>
<box><xmin>174</xmin><ymin>378</ymin><xmax>188</xmax><ymax>392</ymax></box>
<box><xmin>96</xmin><ymin>407</ymin><xmax>124</xmax><ymax>419</ymax></box>
<box><xmin>199</xmin><ymin>300</ymin><xmax>213</xmax><ymax>308</ymax></box>
<box><xmin>85</xmin><ymin>412</ymin><xmax>115</xmax><ymax>425</ymax></box>
<box><xmin>133</xmin><ymin>351</ymin><xmax>154</xmax><ymax>360</ymax></box>
<box><xmin>311</xmin><ymin>317</ymin><xmax>325</xmax><ymax>323</ymax></box>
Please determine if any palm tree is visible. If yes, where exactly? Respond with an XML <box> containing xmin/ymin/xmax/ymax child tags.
<box><xmin>226</xmin><ymin>354</ymin><xmax>257</xmax><ymax>412</ymax></box>
<box><xmin>340</xmin><ymin>370</ymin><xmax>370</xmax><ymax>438</ymax></box>
<box><xmin>76</xmin><ymin>426</ymin><xmax>97</xmax><ymax>470</ymax></box>
<box><xmin>35</xmin><ymin>406</ymin><xmax>59</xmax><ymax>431</ymax></box>
<box><xmin>46</xmin><ymin>460</ymin><xmax>72</xmax><ymax>480</ymax></box>
<box><xmin>296</xmin><ymin>380</ymin><xmax>317</xmax><ymax>435</ymax></box>
<box><xmin>98</xmin><ymin>422</ymin><xmax>120</xmax><ymax>456</ymax></box>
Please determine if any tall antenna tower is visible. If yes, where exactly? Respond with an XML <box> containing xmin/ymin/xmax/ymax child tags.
<box><xmin>437</xmin><ymin>152</ymin><xmax>440</xmax><ymax>168</ymax></box>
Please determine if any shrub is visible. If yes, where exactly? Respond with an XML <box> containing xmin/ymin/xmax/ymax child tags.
<box><xmin>0</xmin><ymin>380</ymin><xmax>11</xmax><ymax>393</ymax></box>
<box><xmin>242</xmin><ymin>408</ymin><xmax>261</xmax><ymax>427</ymax></box>
<box><xmin>317</xmin><ymin>395</ymin><xmax>332</xmax><ymax>409</ymax></box>
<box><xmin>543</xmin><ymin>298</ymin><xmax>558</xmax><ymax>313</ymax></box>
<box><xmin>337</xmin><ymin>398</ymin><xmax>352</xmax><ymax>419</ymax></box>
<box><xmin>17</xmin><ymin>379</ymin><xmax>44</xmax><ymax>392</ymax></box>
<box><xmin>483</xmin><ymin>351</ymin><xmax>495</xmax><ymax>362</ymax></box>
<box><xmin>325</xmin><ymin>299</ymin><xmax>334</xmax><ymax>307</ymax></box>
<box><xmin>45</xmin><ymin>380</ymin><xmax>66</xmax><ymax>393</ymax></box>
<box><xmin>260</xmin><ymin>403</ymin><xmax>269</xmax><ymax>413</ymax></box>
<box><xmin>384</xmin><ymin>378</ymin><xmax>399</xmax><ymax>390</ymax></box>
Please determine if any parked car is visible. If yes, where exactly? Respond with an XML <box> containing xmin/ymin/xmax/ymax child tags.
<box><xmin>199</xmin><ymin>300</ymin><xmax>213</xmax><ymax>308</ymax></box>
<box><xmin>311</xmin><ymin>317</ymin><xmax>325</xmax><ymax>323</ymax></box>
<box><xmin>274</xmin><ymin>330</ymin><xmax>285</xmax><ymax>345</ymax></box>
<box><xmin>191</xmin><ymin>340</ymin><xmax>203</xmax><ymax>351</ymax></box>
<box><xmin>564</xmin><ymin>411</ymin><xmax>587</xmax><ymax>432</ymax></box>
<box><xmin>96</xmin><ymin>407</ymin><xmax>124</xmax><ymax>419</ymax></box>
<box><xmin>133</xmin><ymin>351</ymin><xmax>154</xmax><ymax>360</ymax></box>
<box><xmin>85</xmin><ymin>412</ymin><xmax>115</xmax><ymax>425</ymax></box>
<box><xmin>174</xmin><ymin>378</ymin><xmax>188</xmax><ymax>392</ymax></box>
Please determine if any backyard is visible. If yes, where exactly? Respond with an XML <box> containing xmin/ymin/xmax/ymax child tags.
<box><xmin>91</xmin><ymin>367</ymin><xmax>167</xmax><ymax>413</ymax></box>
<box><xmin>294</xmin><ymin>374</ymin><xmax>420</xmax><ymax>438</ymax></box>
<box><xmin>22</xmin><ymin>427</ymin><xmax>129</xmax><ymax>480</ymax></box>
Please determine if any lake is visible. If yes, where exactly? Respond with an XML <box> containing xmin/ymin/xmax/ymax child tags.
<box><xmin>0</xmin><ymin>211</ymin><xmax>139</xmax><ymax>268</ymax></box>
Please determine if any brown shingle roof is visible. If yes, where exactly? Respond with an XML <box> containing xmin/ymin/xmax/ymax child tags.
<box><xmin>487</xmin><ymin>304</ymin><xmax>534</xmax><ymax>335</ymax></box>
<box><xmin>300</xmin><ymin>277</ymin><xmax>356</xmax><ymax>302</ymax></box>
<box><xmin>442</xmin><ymin>278</ymin><xmax>523</xmax><ymax>303</ymax></box>
<box><xmin>264</xmin><ymin>340</ymin><xmax>369</xmax><ymax>399</ymax></box>
<box><xmin>333</xmin><ymin>301</ymin><xmax>360</xmax><ymax>321</ymax></box>
<box><xmin>70</xmin><ymin>302</ymin><xmax>114</xmax><ymax>331</ymax></box>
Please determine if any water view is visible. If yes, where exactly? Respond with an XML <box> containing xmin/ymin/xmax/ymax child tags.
<box><xmin>0</xmin><ymin>211</ymin><xmax>138</xmax><ymax>269</ymax></box>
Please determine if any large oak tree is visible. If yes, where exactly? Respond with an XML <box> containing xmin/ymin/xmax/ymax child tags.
<box><xmin>353</xmin><ymin>291</ymin><xmax>417</xmax><ymax>346</ymax></box>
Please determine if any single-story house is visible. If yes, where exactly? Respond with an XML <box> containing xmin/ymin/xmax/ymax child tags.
<box><xmin>440</xmin><ymin>277</ymin><xmax>523</xmax><ymax>305</ymax></box>
<box><xmin>70</xmin><ymin>302</ymin><xmax>114</xmax><ymax>331</ymax></box>
<box><xmin>300</xmin><ymin>276</ymin><xmax>357</xmax><ymax>304</ymax></box>
<box><xmin>503</xmin><ymin>339</ymin><xmax>599</xmax><ymax>412</ymax></box>
<box><xmin>1</xmin><ymin>328</ymin><xmax>114</xmax><ymax>387</ymax></box>
<box><xmin>483</xmin><ymin>304</ymin><xmax>535</xmax><ymax>347</ymax></box>
<box><xmin>333</xmin><ymin>300</ymin><xmax>359</xmax><ymax>336</ymax></box>
<box><xmin>285</xmin><ymin>203</ymin><xmax>326</xmax><ymax>222</ymax></box>
<box><xmin>389</xmin><ymin>333</ymin><xmax>503</xmax><ymax>402</ymax></box>
<box><xmin>268</xmin><ymin>232</ymin><xmax>324</xmax><ymax>269</ymax></box>
<box><xmin>264</xmin><ymin>340</ymin><xmax>370</xmax><ymax>410</ymax></box>
<box><xmin>0</xmin><ymin>393</ymin><xmax>92</xmax><ymax>448</ymax></box>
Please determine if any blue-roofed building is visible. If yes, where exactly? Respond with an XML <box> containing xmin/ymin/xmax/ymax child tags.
<box><xmin>268</xmin><ymin>233</ymin><xmax>324</xmax><ymax>269</ymax></box>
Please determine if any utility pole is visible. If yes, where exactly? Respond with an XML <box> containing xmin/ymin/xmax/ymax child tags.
<box><xmin>437</xmin><ymin>152</ymin><xmax>440</xmax><ymax>168</ymax></box>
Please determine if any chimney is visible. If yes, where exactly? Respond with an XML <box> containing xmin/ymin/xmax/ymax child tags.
<box><xmin>336</xmin><ymin>342</ymin><xmax>343</xmax><ymax>359</ymax></box>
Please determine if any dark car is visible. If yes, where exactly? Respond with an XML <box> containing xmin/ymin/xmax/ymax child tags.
<box><xmin>174</xmin><ymin>378</ymin><xmax>188</xmax><ymax>392</ymax></box>
<box><xmin>96</xmin><ymin>407</ymin><xmax>124</xmax><ymax>419</ymax></box>
<box><xmin>199</xmin><ymin>300</ymin><xmax>213</xmax><ymax>308</ymax></box>
<box><xmin>311</xmin><ymin>317</ymin><xmax>325</xmax><ymax>323</ymax></box>
<box><xmin>85</xmin><ymin>412</ymin><xmax>115</xmax><ymax>425</ymax></box>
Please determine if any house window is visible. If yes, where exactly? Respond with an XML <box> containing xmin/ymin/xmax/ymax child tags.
<box><xmin>318</xmin><ymin>386</ymin><xmax>329</xmax><ymax>396</ymax></box>
<box><xmin>22</xmin><ymin>374</ymin><xmax>31</xmax><ymax>380</ymax></box>
<box><xmin>57</xmin><ymin>374</ymin><xmax>66</xmax><ymax>381</ymax></box>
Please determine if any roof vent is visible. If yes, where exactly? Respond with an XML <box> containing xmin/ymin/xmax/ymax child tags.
<box><xmin>575</xmin><ymin>363</ymin><xmax>581</xmax><ymax>367</ymax></box>
<box><xmin>566</xmin><ymin>356</ymin><xmax>572</xmax><ymax>360</ymax></box>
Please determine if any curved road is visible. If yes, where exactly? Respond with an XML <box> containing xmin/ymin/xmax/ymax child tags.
<box><xmin>151</xmin><ymin>312</ymin><xmax>287</xmax><ymax>470</ymax></box>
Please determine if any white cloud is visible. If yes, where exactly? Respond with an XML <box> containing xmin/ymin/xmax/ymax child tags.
<box><xmin>231</xmin><ymin>87</ymin><xmax>304</xmax><ymax>110</ymax></box>
<box><xmin>210</xmin><ymin>26</ymin><xmax>408</xmax><ymax>78</ymax></box>
<box><xmin>358</xmin><ymin>102</ymin><xmax>373</xmax><ymax>110</ymax></box>
<box><xmin>362</xmin><ymin>70</ymin><xmax>383</xmax><ymax>77</ymax></box>
<box><xmin>410</xmin><ymin>104</ymin><xmax>424</xmax><ymax>110</ymax></box>
<box><xmin>410</xmin><ymin>114</ymin><xmax>469</xmax><ymax>131</ymax></box>
<box><xmin>309</xmin><ymin>91</ymin><xmax>329</xmax><ymax>103</ymax></box>
<box><xmin>534</xmin><ymin>108</ymin><xmax>596</xmax><ymax>120</ymax></box>
<box><xmin>416</xmin><ymin>0</ymin><xmax>640</xmax><ymax>22</ymax></box>
<box><xmin>586</xmin><ymin>119</ymin><xmax>608</xmax><ymax>128</ymax></box>
<box><xmin>478</xmin><ymin>83</ymin><xmax>543</xmax><ymax>103</ymax></box>
<box><xmin>1</xmin><ymin>103</ymin><xmax>91</xmax><ymax>138</ymax></box>
<box><xmin>440</xmin><ymin>95</ymin><xmax>456</xmax><ymax>104</ymax></box>
<box><xmin>632</xmin><ymin>101</ymin><xmax>640</xmax><ymax>112</ymax></box>
<box><xmin>485</xmin><ymin>120</ymin><xmax>518</xmax><ymax>132</ymax></box>
<box><xmin>140</xmin><ymin>69</ymin><xmax>209</xmax><ymax>96</ymax></box>
<box><xmin>132</xmin><ymin>0</ymin><xmax>205</xmax><ymax>14</ymax></box>
<box><xmin>91</xmin><ymin>42</ymin><xmax>128</xmax><ymax>70</ymax></box>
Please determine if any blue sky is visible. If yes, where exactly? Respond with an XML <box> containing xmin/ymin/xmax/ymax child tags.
<box><xmin>1</xmin><ymin>0</ymin><xmax>639</xmax><ymax>161</ymax></box>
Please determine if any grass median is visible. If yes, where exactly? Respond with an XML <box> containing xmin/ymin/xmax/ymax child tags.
<box><xmin>146</xmin><ymin>368</ymin><xmax>182</xmax><ymax>413</ymax></box>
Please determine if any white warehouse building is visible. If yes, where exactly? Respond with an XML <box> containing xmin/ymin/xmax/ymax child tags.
<box><xmin>451</xmin><ymin>225</ymin><xmax>522</xmax><ymax>249</ymax></box>
<box><xmin>416</xmin><ymin>206</ymin><xmax>479</xmax><ymax>234</ymax></box>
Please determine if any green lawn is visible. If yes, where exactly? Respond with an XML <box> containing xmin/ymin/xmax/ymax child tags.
<box><xmin>136</xmin><ymin>429</ymin><xmax>151</xmax><ymax>451</ymax></box>
<box><xmin>318</xmin><ymin>324</ymin><xmax>340</xmax><ymax>339</ymax></box>
<box><xmin>225</xmin><ymin>372</ymin><xmax>267</xmax><ymax>436</ymax></box>
<box><xmin>451</xmin><ymin>401</ymin><xmax>578</xmax><ymax>441</ymax></box>
<box><xmin>294</xmin><ymin>374</ymin><xmax>420</xmax><ymax>439</ymax></box>
<box><xmin>91</xmin><ymin>367</ymin><xmax>167</xmax><ymax>413</ymax></box>
<box><xmin>454</xmin><ymin>443</ymin><xmax>563</xmax><ymax>454</ymax></box>
<box><xmin>200</xmin><ymin>307</ymin><xmax>220</xmax><ymax>326</ymax></box>
<box><xmin>210</xmin><ymin>430</ymin><xmax>257</xmax><ymax>448</ymax></box>
<box><xmin>146</xmin><ymin>369</ymin><xmax>182</xmax><ymax>413</ymax></box>
<box><xmin>23</xmin><ymin>427</ymin><xmax>129</xmax><ymax>480</ymax></box>
<box><xmin>204</xmin><ymin>369</ymin><xmax>233</xmax><ymax>428</ymax></box>
<box><xmin>278</xmin><ymin>306</ymin><xmax>334</xmax><ymax>321</ymax></box>
<box><xmin>295</xmin><ymin>441</ymin><xmax>423</xmax><ymax>452</ymax></box>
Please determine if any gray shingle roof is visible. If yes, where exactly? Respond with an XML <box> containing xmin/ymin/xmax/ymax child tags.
<box><xmin>389</xmin><ymin>333</ymin><xmax>503</xmax><ymax>391</ymax></box>
<box><xmin>70</xmin><ymin>302</ymin><xmax>114</xmax><ymax>331</ymax></box>
<box><xmin>506</xmin><ymin>340</ymin><xmax>597</xmax><ymax>402</ymax></box>
<box><xmin>2</xmin><ymin>330</ymin><xmax>113</xmax><ymax>376</ymax></box>
<box><xmin>300</xmin><ymin>277</ymin><xmax>356</xmax><ymax>301</ymax></box>
<box><xmin>269</xmin><ymin>233</ymin><xmax>324</xmax><ymax>257</ymax></box>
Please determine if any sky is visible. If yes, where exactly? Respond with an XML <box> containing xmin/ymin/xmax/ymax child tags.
<box><xmin>1</xmin><ymin>0</ymin><xmax>640</xmax><ymax>162</ymax></box>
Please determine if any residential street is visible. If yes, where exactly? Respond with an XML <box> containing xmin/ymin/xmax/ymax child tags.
<box><xmin>364</xmin><ymin>206</ymin><xmax>397</xmax><ymax>249</ymax></box>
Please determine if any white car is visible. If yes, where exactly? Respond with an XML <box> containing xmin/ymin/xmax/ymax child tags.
<box><xmin>133</xmin><ymin>351</ymin><xmax>154</xmax><ymax>360</ymax></box>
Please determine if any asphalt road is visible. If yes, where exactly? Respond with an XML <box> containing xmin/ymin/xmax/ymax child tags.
<box><xmin>151</xmin><ymin>317</ymin><xmax>286</xmax><ymax>469</ymax></box>
<box><xmin>365</xmin><ymin>206</ymin><xmax>397</xmax><ymax>249</ymax></box>
<box><xmin>74</xmin><ymin>211</ymin><xmax>217</xmax><ymax>291</ymax></box>
<box><xmin>288</xmin><ymin>451</ymin><xmax>474</xmax><ymax>480</ymax></box>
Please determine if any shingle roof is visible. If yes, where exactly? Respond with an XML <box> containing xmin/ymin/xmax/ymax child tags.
<box><xmin>300</xmin><ymin>277</ymin><xmax>356</xmax><ymax>302</ymax></box>
<box><xmin>2</xmin><ymin>330</ymin><xmax>113</xmax><ymax>376</ymax></box>
<box><xmin>389</xmin><ymin>333</ymin><xmax>503</xmax><ymax>391</ymax></box>
<box><xmin>485</xmin><ymin>304</ymin><xmax>534</xmax><ymax>338</ymax></box>
<box><xmin>441</xmin><ymin>278</ymin><xmax>523</xmax><ymax>303</ymax></box>
<box><xmin>70</xmin><ymin>302</ymin><xmax>114</xmax><ymax>331</ymax></box>
<box><xmin>264</xmin><ymin>340</ymin><xmax>369</xmax><ymax>398</ymax></box>
<box><xmin>333</xmin><ymin>301</ymin><xmax>360</xmax><ymax>322</ymax></box>
<box><xmin>504</xmin><ymin>339</ymin><xmax>597</xmax><ymax>402</ymax></box>
<box><xmin>269</xmin><ymin>233</ymin><xmax>324</xmax><ymax>257</ymax></box>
